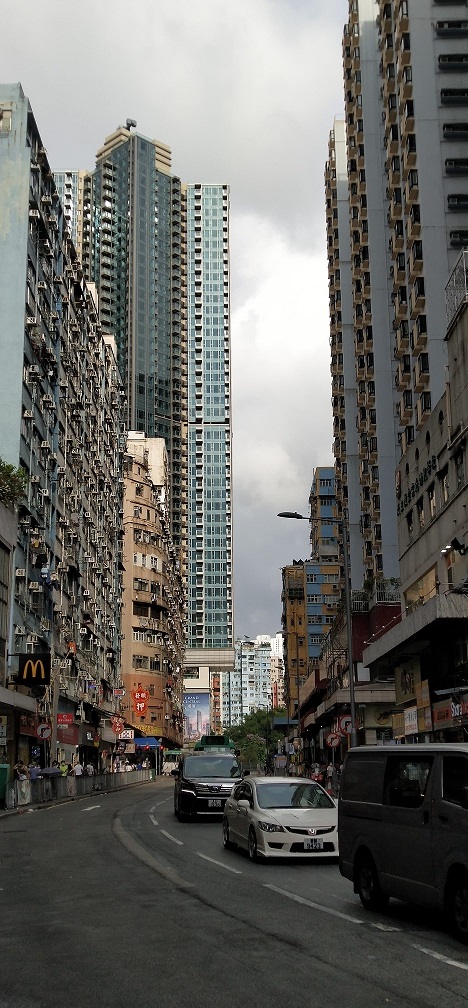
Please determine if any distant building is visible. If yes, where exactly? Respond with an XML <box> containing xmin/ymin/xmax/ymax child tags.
<box><xmin>119</xmin><ymin>433</ymin><xmax>185</xmax><ymax>747</ymax></box>
<box><xmin>222</xmin><ymin>636</ymin><xmax>274</xmax><ymax>728</ymax></box>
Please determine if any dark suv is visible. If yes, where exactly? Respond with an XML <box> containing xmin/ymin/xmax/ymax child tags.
<box><xmin>173</xmin><ymin>753</ymin><xmax>243</xmax><ymax>819</ymax></box>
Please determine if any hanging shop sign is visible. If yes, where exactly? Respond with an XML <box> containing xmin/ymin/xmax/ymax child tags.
<box><xmin>131</xmin><ymin>687</ymin><xmax>149</xmax><ymax>718</ymax></box>
<box><xmin>17</xmin><ymin>653</ymin><xmax>51</xmax><ymax>687</ymax></box>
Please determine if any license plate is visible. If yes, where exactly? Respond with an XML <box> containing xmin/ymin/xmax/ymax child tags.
<box><xmin>304</xmin><ymin>837</ymin><xmax>323</xmax><ymax>851</ymax></box>
<box><xmin>208</xmin><ymin>799</ymin><xmax>222</xmax><ymax>808</ymax></box>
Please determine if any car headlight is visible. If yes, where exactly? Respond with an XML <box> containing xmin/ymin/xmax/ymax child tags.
<box><xmin>257</xmin><ymin>820</ymin><xmax>286</xmax><ymax>833</ymax></box>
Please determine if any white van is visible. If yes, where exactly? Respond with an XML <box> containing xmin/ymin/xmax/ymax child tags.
<box><xmin>338</xmin><ymin>744</ymin><xmax>468</xmax><ymax>942</ymax></box>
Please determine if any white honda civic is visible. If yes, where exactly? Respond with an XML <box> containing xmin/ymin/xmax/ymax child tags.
<box><xmin>222</xmin><ymin>776</ymin><xmax>338</xmax><ymax>860</ymax></box>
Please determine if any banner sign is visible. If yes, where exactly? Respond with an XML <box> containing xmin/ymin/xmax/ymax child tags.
<box><xmin>18</xmin><ymin>653</ymin><xmax>51</xmax><ymax>686</ymax></box>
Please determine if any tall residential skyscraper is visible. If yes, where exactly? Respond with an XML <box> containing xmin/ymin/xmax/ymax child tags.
<box><xmin>185</xmin><ymin>184</ymin><xmax>232</xmax><ymax>651</ymax></box>
<box><xmin>327</xmin><ymin>0</ymin><xmax>467</xmax><ymax>588</ymax></box>
<box><xmin>60</xmin><ymin>131</ymin><xmax>234</xmax><ymax>700</ymax></box>
<box><xmin>66</xmin><ymin>125</ymin><xmax>188</xmax><ymax>561</ymax></box>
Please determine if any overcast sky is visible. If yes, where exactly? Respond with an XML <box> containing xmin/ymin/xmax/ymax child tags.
<box><xmin>3</xmin><ymin>0</ymin><xmax>348</xmax><ymax>639</ymax></box>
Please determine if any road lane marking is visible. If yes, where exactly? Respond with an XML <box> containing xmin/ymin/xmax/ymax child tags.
<box><xmin>81</xmin><ymin>805</ymin><xmax>100</xmax><ymax>811</ymax></box>
<box><xmin>264</xmin><ymin>884</ymin><xmax>365</xmax><ymax>924</ymax></box>
<box><xmin>371</xmin><ymin>922</ymin><xmax>402</xmax><ymax>932</ymax></box>
<box><xmin>412</xmin><ymin>945</ymin><xmax>468</xmax><ymax>970</ymax></box>
<box><xmin>150</xmin><ymin>799</ymin><xmax>171</xmax><ymax>811</ymax></box>
<box><xmin>160</xmin><ymin>829</ymin><xmax>183</xmax><ymax>846</ymax></box>
<box><xmin>197</xmin><ymin>853</ymin><xmax>242</xmax><ymax>875</ymax></box>
<box><xmin>149</xmin><ymin>815</ymin><xmax>159</xmax><ymax>826</ymax></box>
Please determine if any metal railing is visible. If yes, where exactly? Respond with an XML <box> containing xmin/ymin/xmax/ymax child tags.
<box><xmin>4</xmin><ymin>768</ymin><xmax>152</xmax><ymax>810</ymax></box>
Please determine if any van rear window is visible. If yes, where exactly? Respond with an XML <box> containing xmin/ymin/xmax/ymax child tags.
<box><xmin>341</xmin><ymin>756</ymin><xmax>385</xmax><ymax>803</ymax></box>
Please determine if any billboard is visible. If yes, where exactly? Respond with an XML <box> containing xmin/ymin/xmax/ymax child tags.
<box><xmin>183</xmin><ymin>691</ymin><xmax>211</xmax><ymax>744</ymax></box>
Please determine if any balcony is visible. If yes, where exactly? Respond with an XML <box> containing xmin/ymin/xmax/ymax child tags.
<box><xmin>410</xmin><ymin>280</ymin><xmax>425</xmax><ymax>318</ymax></box>
<box><xmin>412</xmin><ymin>315</ymin><xmax>428</xmax><ymax>353</ymax></box>
<box><xmin>443</xmin><ymin>122</ymin><xmax>468</xmax><ymax>141</ymax></box>
<box><xmin>435</xmin><ymin>20</ymin><xmax>468</xmax><ymax>37</ymax></box>
<box><xmin>439</xmin><ymin>54</ymin><xmax>468</xmax><ymax>73</ymax></box>
<box><xmin>395</xmin><ymin>324</ymin><xmax>410</xmax><ymax>356</ymax></box>
<box><xmin>395</xmin><ymin>358</ymin><xmax>411</xmax><ymax>388</ymax></box>
<box><xmin>413</xmin><ymin>353</ymin><xmax>430</xmax><ymax>391</ymax></box>
<box><xmin>399</xmin><ymin>391</ymin><xmax>413</xmax><ymax>420</ymax></box>
<box><xmin>416</xmin><ymin>391</ymin><xmax>432</xmax><ymax>428</ymax></box>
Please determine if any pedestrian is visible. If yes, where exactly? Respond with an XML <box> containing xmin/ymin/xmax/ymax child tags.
<box><xmin>14</xmin><ymin>760</ymin><xmax>31</xmax><ymax>806</ymax></box>
<box><xmin>326</xmin><ymin>762</ymin><xmax>334</xmax><ymax>793</ymax></box>
<box><xmin>28</xmin><ymin>761</ymin><xmax>42</xmax><ymax>781</ymax></box>
<box><xmin>85</xmin><ymin>762</ymin><xmax>94</xmax><ymax>776</ymax></box>
<box><xmin>59</xmin><ymin>759</ymin><xmax>68</xmax><ymax>776</ymax></box>
<box><xmin>72</xmin><ymin>760</ymin><xmax>84</xmax><ymax>777</ymax></box>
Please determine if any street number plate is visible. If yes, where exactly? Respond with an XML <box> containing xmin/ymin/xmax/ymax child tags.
<box><xmin>304</xmin><ymin>837</ymin><xmax>323</xmax><ymax>851</ymax></box>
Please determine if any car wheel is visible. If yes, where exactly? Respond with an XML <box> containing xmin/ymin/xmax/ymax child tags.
<box><xmin>248</xmin><ymin>826</ymin><xmax>259</xmax><ymax>861</ymax></box>
<box><xmin>356</xmin><ymin>852</ymin><xmax>389</xmax><ymax>912</ymax></box>
<box><xmin>222</xmin><ymin>817</ymin><xmax>233</xmax><ymax>849</ymax></box>
<box><xmin>447</xmin><ymin>871</ymin><xmax>468</xmax><ymax>944</ymax></box>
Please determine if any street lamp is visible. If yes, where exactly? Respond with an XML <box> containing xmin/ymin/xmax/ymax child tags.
<box><xmin>278</xmin><ymin>510</ymin><xmax>357</xmax><ymax>748</ymax></box>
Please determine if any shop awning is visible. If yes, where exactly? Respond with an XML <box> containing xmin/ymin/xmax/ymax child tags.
<box><xmin>134</xmin><ymin>736</ymin><xmax>161</xmax><ymax>748</ymax></box>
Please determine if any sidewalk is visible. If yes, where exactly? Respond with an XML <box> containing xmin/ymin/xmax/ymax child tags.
<box><xmin>0</xmin><ymin>768</ymin><xmax>168</xmax><ymax>819</ymax></box>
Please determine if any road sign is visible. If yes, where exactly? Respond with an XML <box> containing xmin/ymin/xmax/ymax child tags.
<box><xmin>37</xmin><ymin>722</ymin><xmax>52</xmax><ymax>741</ymax></box>
<box><xmin>325</xmin><ymin>732</ymin><xmax>341</xmax><ymax>749</ymax></box>
<box><xmin>338</xmin><ymin>714</ymin><xmax>353</xmax><ymax>736</ymax></box>
<box><xmin>118</xmin><ymin>728</ymin><xmax>134</xmax><ymax>740</ymax></box>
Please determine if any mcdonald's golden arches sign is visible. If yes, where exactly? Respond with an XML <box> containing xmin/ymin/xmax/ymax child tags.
<box><xmin>18</xmin><ymin>653</ymin><xmax>51</xmax><ymax>686</ymax></box>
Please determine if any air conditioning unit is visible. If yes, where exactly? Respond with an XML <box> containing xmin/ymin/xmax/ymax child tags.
<box><xmin>84</xmin><ymin>512</ymin><xmax>91</xmax><ymax>519</ymax></box>
<box><xmin>15</xmin><ymin>569</ymin><xmax>26</xmax><ymax>578</ymax></box>
<box><xmin>29</xmin><ymin>209</ymin><xmax>40</xmax><ymax>219</ymax></box>
<box><xmin>52</xmin><ymin>658</ymin><xmax>61</xmax><ymax>668</ymax></box>
<box><xmin>57</xmin><ymin>466</ymin><xmax>66</xmax><ymax>475</ymax></box>
<box><xmin>14</xmin><ymin>626</ymin><xmax>25</xmax><ymax>635</ymax></box>
<box><xmin>37</xmin><ymin>281</ymin><xmax>47</xmax><ymax>291</ymax></box>
<box><xmin>40</xmin><ymin>441</ymin><xmax>51</xmax><ymax>451</ymax></box>
<box><xmin>79</xmin><ymin>627</ymin><xmax>88</xmax><ymax>635</ymax></box>
<box><xmin>30</xmin><ymin>475</ymin><xmax>40</xmax><ymax>484</ymax></box>
<box><xmin>28</xmin><ymin>365</ymin><xmax>41</xmax><ymax>378</ymax></box>
<box><xmin>23</xmin><ymin>410</ymin><xmax>34</xmax><ymax>419</ymax></box>
<box><xmin>83</xmin><ymin>589</ymin><xmax>90</xmax><ymax>597</ymax></box>
<box><xmin>60</xmin><ymin>659</ymin><xmax>71</xmax><ymax>670</ymax></box>
<box><xmin>27</xmin><ymin>634</ymin><xmax>39</xmax><ymax>644</ymax></box>
<box><xmin>26</xmin><ymin>316</ymin><xmax>37</xmax><ymax>327</ymax></box>
<box><xmin>41</xmin><ymin>620</ymin><xmax>51</xmax><ymax>632</ymax></box>
<box><xmin>84</xmin><ymin>553</ymin><xmax>92</xmax><ymax>561</ymax></box>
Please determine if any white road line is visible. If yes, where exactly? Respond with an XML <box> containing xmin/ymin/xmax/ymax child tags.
<box><xmin>149</xmin><ymin>815</ymin><xmax>159</xmax><ymax>826</ymax></box>
<box><xmin>264</xmin><ymin>884</ymin><xmax>365</xmax><ymax>924</ymax></box>
<box><xmin>412</xmin><ymin>945</ymin><xmax>468</xmax><ymax>970</ymax></box>
<box><xmin>150</xmin><ymin>799</ymin><xmax>171</xmax><ymax>810</ymax></box>
<box><xmin>197</xmin><ymin>853</ymin><xmax>242</xmax><ymax>875</ymax></box>
<box><xmin>81</xmin><ymin>805</ymin><xmax>100</xmax><ymax>811</ymax></box>
<box><xmin>160</xmin><ymin>829</ymin><xmax>184</xmax><ymax>846</ymax></box>
<box><xmin>371</xmin><ymin>922</ymin><xmax>402</xmax><ymax>932</ymax></box>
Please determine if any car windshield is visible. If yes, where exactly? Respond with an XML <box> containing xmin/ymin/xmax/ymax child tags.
<box><xmin>183</xmin><ymin>756</ymin><xmax>241</xmax><ymax>779</ymax></box>
<box><xmin>256</xmin><ymin>782</ymin><xmax>335</xmax><ymax>810</ymax></box>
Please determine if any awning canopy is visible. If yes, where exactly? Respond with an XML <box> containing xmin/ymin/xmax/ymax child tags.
<box><xmin>134</xmin><ymin>736</ymin><xmax>161</xmax><ymax>748</ymax></box>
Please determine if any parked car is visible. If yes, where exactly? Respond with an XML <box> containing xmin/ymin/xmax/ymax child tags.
<box><xmin>338</xmin><ymin>743</ymin><xmax>468</xmax><ymax>943</ymax></box>
<box><xmin>222</xmin><ymin>776</ymin><xmax>338</xmax><ymax>860</ymax></box>
<box><xmin>173</xmin><ymin>753</ymin><xmax>243</xmax><ymax>819</ymax></box>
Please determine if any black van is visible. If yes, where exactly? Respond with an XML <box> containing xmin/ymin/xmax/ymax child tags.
<box><xmin>338</xmin><ymin>744</ymin><xmax>468</xmax><ymax>942</ymax></box>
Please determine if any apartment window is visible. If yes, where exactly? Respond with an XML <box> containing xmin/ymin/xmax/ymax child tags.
<box><xmin>417</xmin><ymin>497</ymin><xmax>425</xmax><ymax>530</ymax></box>
<box><xmin>407</xmin><ymin>509</ymin><xmax>414</xmax><ymax>538</ymax></box>
<box><xmin>428</xmin><ymin>483</ymin><xmax>436</xmax><ymax>519</ymax></box>
<box><xmin>455</xmin><ymin>450</ymin><xmax>465</xmax><ymax>488</ymax></box>
<box><xmin>0</xmin><ymin>108</ymin><xmax>12</xmax><ymax>133</ymax></box>
<box><xmin>439</xmin><ymin>466</ymin><xmax>450</xmax><ymax>504</ymax></box>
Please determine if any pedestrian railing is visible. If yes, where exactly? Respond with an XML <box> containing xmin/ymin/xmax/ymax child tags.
<box><xmin>4</xmin><ymin>768</ymin><xmax>153</xmax><ymax>810</ymax></box>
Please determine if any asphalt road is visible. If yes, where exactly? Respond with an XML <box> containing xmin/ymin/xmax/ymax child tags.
<box><xmin>1</xmin><ymin>779</ymin><xmax>468</xmax><ymax>1008</ymax></box>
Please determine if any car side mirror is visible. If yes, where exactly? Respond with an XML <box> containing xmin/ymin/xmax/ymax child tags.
<box><xmin>171</xmin><ymin>768</ymin><xmax>179</xmax><ymax>777</ymax></box>
<box><xmin>237</xmin><ymin>799</ymin><xmax>250</xmax><ymax>810</ymax></box>
<box><xmin>242</xmin><ymin>770</ymin><xmax>250</xmax><ymax>777</ymax></box>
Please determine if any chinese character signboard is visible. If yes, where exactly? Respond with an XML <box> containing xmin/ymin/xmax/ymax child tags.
<box><xmin>131</xmin><ymin>686</ymin><xmax>149</xmax><ymax>718</ymax></box>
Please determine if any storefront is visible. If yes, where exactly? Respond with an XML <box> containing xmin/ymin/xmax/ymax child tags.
<box><xmin>0</xmin><ymin>685</ymin><xmax>40</xmax><ymax>775</ymax></box>
<box><xmin>432</xmin><ymin>696</ymin><xmax>468</xmax><ymax>742</ymax></box>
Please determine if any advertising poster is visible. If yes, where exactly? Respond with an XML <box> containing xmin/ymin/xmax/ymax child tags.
<box><xmin>183</xmin><ymin>691</ymin><xmax>211</xmax><ymax>744</ymax></box>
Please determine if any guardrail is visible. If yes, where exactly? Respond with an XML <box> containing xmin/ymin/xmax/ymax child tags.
<box><xmin>4</xmin><ymin>768</ymin><xmax>153</xmax><ymax>810</ymax></box>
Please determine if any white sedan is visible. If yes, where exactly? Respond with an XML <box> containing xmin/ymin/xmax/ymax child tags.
<box><xmin>222</xmin><ymin>776</ymin><xmax>338</xmax><ymax>860</ymax></box>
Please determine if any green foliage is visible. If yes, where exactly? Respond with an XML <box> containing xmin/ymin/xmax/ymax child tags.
<box><xmin>226</xmin><ymin>707</ymin><xmax>286</xmax><ymax>765</ymax></box>
<box><xmin>0</xmin><ymin>460</ymin><xmax>28</xmax><ymax>510</ymax></box>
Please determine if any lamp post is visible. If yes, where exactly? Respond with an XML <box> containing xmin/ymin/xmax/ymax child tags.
<box><xmin>278</xmin><ymin>510</ymin><xmax>357</xmax><ymax>748</ymax></box>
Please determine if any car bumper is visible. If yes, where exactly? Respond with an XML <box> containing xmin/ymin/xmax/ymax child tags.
<box><xmin>257</xmin><ymin>834</ymin><xmax>339</xmax><ymax>858</ymax></box>
<box><xmin>180</xmin><ymin>789</ymin><xmax>228</xmax><ymax>815</ymax></box>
